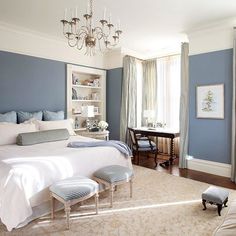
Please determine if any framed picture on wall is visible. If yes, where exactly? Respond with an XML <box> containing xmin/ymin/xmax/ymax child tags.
<box><xmin>196</xmin><ymin>84</ymin><xmax>224</xmax><ymax>119</ymax></box>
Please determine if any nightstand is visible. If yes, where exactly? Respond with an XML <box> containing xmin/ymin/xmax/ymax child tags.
<box><xmin>79</xmin><ymin>130</ymin><xmax>109</xmax><ymax>140</ymax></box>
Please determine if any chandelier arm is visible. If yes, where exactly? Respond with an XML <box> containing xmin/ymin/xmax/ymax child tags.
<box><xmin>68</xmin><ymin>37</ymin><xmax>78</xmax><ymax>47</ymax></box>
<box><xmin>77</xmin><ymin>37</ymin><xmax>85</xmax><ymax>50</ymax></box>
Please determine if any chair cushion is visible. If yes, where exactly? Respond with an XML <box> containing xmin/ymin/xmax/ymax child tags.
<box><xmin>133</xmin><ymin>140</ymin><xmax>157</xmax><ymax>151</ymax></box>
<box><xmin>50</xmin><ymin>176</ymin><xmax>98</xmax><ymax>201</ymax></box>
<box><xmin>93</xmin><ymin>165</ymin><xmax>133</xmax><ymax>184</ymax></box>
<box><xmin>202</xmin><ymin>186</ymin><xmax>229</xmax><ymax>205</ymax></box>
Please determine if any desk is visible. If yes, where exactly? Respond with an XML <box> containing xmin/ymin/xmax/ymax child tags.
<box><xmin>133</xmin><ymin>127</ymin><xmax>180</xmax><ymax>167</ymax></box>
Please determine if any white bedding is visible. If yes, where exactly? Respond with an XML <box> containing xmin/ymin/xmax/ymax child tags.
<box><xmin>0</xmin><ymin>135</ymin><xmax>132</xmax><ymax>231</ymax></box>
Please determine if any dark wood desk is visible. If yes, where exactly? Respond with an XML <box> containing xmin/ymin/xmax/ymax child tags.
<box><xmin>133</xmin><ymin>127</ymin><xmax>180</xmax><ymax>167</ymax></box>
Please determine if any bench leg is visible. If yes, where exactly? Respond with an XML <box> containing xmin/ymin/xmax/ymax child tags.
<box><xmin>217</xmin><ymin>204</ymin><xmax>223</xmax><ymax>216</ymax></box>
<box><xmin>65</xmin><ymin>203</ymin><xmax>71</xmax><ymax>230</ymax></box>
<box><xmin>202</xmin><ymin>199</ymin><xmax>207</xmax><ymax>210</ymax></box>
<box><xmin>95</xmin><ymin>193</ymin><xmax>99</xmax><ymax>214</ymax></box>
<box><xmin>224</xmin><ymin>197</ymin><xmax>228</xmax><ymax>207</ymax></box>
<box><xmin>110</xmin><ymin>185</ymin><xmax>114</xmax><ymax>208</ymax></box>
<box><xmin>51</xmin><ymin>194</ymin><xmax>55</xmax><ymax>220</ymax></box>
<box><xmin>130</xmin><ymin>179</ymin><xmax>133</xmax><ymax>198</ymax></box>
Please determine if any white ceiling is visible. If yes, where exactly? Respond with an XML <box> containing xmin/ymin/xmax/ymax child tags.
<box><xmin>1</xmin><ymin>0</ymin><xmax>236</xmax><ymax>57</ymax></box>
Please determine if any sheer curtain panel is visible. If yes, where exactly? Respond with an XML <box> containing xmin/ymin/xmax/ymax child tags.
<box><xmin>179</xmin><ymin>42</ymin><xmax>189</xmax><ymax>169</ymax></box>
<box><xmin>231</xmin><ymin>28</ymin><xmax>236</xmax><ymax>182</ymax></box>
<box><xmin>120</xmin><ymin>56</ymin><xmax>138</xmax><ymax>142</ymax></box>
<box><xmin>142</xmin><ymin>60</ymin><xmax>157</xmax><ymax>125</ymax></box>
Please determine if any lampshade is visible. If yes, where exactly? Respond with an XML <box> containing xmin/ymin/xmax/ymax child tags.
<box><xmin>82</xmin><ymin>105</ymin><xmax>95</xmax><ymax>118</ymax></box>
<box><xmin>143</xmin><ymin>110</ymin><xmax>155</xmax><ymax>118</ymax></box>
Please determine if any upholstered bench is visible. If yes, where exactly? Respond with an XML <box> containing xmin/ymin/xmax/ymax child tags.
<box><xmin>93</xmin><ymin>165</ymin><xmax>134</xmax><ymax>207</ymax></box>
<box><xmin>213</xmin><ymin>200</ymin><xmax>236</xmax><ymax>235</ymax></box>
<box><xmin>202</xmin><ymin>186</ymin><xmax>229</xmax><ymax>216</ymax></box>
<box><xmin>49</xmin><ymin>176</ymin><xmax>99</xmax><ymax>229</ymax></box>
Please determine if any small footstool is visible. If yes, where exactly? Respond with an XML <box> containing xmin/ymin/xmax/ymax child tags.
<box><xmin>202</xmin><ymin>186</ymin><xmax>229</xmax><ymax>216</ymax></box>
<box><xmin>93</xmin><ymin>165</ymin><xmax>134</xmax><ymax>207</ymax></box>
<box><xmin>49</xmin><ymin>176</ymin><xmax>99</xmax><ymax>229</ymax></box>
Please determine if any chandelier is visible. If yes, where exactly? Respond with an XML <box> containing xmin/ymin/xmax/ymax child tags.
<box><xmin>61</xmin><ymin>0</ymin><xmax>122</xmax><ymax>56</ymax></box>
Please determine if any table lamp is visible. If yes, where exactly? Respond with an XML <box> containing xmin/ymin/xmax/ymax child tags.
<box><xmin>143</xmin><ymin>110</ymin><xmax>155</xmax><ymax>127</ymax></box>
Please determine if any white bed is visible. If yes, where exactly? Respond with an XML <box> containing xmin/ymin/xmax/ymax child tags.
<box><xmin>0</xmin><ymin>135</ymin><xmax>132</xmax><ymax>231</ymax></box>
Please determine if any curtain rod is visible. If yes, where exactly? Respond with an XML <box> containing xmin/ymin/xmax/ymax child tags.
<box><xmin>125</xmin><ymin>53</ymin><xmax>180</xmax><ymax>62</ymax></box>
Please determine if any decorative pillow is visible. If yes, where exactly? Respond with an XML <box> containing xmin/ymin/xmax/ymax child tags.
<box><xmin>43</xmin><ymin>110</ymin><xmax>64</xmax><ymax>121</ymax></box>
<box><xmin>37</xmin><ymin>119</ymin><xmax>75</xmax><ymax>136</ymax></box>
<box><xmin>0</xmin><ymin>123</ymin><xmax>38</xmax><ymax>145</ymax></box>
<box><xmin>17</xmin><ymin>111</ymin><xmax>43</xmax><ymax>123</ymax></box>
<box><xmin>16</xmin><ymin>129</ymin><xmax>70</xmax><ymax>146</ymax></box>
<box><xmin>0</xmin><ymin>111</ymin><xmax>17</xmax><ymax>123</ymax></box>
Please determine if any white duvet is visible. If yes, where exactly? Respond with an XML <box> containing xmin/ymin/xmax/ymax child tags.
<box><xmin>0</xmin><ymin>135</ymin><xmax>132</xmax><ymax>231</ymax></box>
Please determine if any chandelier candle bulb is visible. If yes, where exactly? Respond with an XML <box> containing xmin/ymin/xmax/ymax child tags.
<box><xmin>75</xmin><ymin>7</ymin><xmax>78</xmax><ymax>18</ymax></box>
<box><xmin>103</xmin><ymin>7</ymin><xmax>106</xmax><ymax>20</ymax></box>
<box><xmin>64</xmin><ymin>8</ymin><xmax>67</xmax><ymax>20</ymax></box>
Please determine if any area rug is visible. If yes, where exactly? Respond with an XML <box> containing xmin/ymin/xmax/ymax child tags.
<box><xmin>1</xmin><ymin>165</ymin><xmax>236</xmax><ymax>236</ymax></box>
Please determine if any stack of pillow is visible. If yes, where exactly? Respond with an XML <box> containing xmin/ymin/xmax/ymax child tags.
<box><xmin>0</xmin><ymin>110</ymin><xmax>75</xmax><ymax>146</ymax></box>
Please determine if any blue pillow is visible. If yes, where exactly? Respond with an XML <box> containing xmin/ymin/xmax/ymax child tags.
<box><xmin>43</xmin><ymin>110</ymin><xmax>64</xmax><ymax>121</ymax></box>
<box><xmin>17</xmin><ymin>111</ymin><xmax>43</xmax><ymax>123</ymax></box>
<box><xmin>0</xmin><ymin>111</ymin><xmax>17</xmax><ymax>123</ymax></box>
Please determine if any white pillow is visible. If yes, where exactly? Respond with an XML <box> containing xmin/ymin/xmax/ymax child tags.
<box><xmin>37</xmin><ymin>119</ymin><xmax>76</xmax><ymax>136</ymax></box>
<box><xmin>0</xmin><ymin>123</ymin><xmax>38</xmax><ymax>145</ymax></box>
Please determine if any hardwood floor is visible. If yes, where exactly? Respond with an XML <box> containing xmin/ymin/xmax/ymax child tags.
<box><xmin>134</xmin><ymin>154</ymin><xmax>236</xmax><ymax>190</ymax></box>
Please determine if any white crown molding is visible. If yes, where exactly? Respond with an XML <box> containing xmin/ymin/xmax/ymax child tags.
<box><xmin>0</xmin><ymin>21</ymin><xmax>106</xmax><ymax>69</ymax></box>
<box><xmin>0</xmin><ymin>21</ymin><xmax>64</xmax><ymax>43</ymax></box>
<box><xmin>187</xmin><ymin>157</ymin><xmax>231</xmax><ymax>178</ymax></box>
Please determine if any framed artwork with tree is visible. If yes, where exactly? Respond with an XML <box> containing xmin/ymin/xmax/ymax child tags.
<box><xmin>196</xmin><ymin>84</ymin><xmax>224</xmax><ymax>119</ymax></box>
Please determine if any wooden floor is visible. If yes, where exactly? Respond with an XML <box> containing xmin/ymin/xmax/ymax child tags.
<box><xmin>135</xmin><ymin>154</ymin><xmax>236</xmax><ymax>190</ymax></box>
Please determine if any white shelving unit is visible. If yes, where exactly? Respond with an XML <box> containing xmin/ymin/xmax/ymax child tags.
<box><xmin>67</xmin><ymin>64</ymin><xmax>106</xmax><ymax>134</ymax></box>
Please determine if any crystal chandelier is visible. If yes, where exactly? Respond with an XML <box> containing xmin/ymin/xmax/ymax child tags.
<box><xmin>61</xmin><ymin>0</ymin><xmax>122</xmax><ymax>56</ymax></box>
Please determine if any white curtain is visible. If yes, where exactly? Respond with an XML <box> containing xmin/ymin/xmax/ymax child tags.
<box><xmin>142</xmin><ymin>60</ymin><xmax>157</xmax><ymax>125</ymax></box>
<box><xmin>231</xmin><ymin>28</ymin><xmax>236</xmax><ymax>182</ymax></box>
<box><xmin>120</xmin><ymin>56</ymin><xmax>138</xmax><ymax>142</ymax></box>
<box><xmin>156</xmin><ymin>55</ymin><xmax>181</xmax><ymax>155</ymax></box>
<box><xmin>179</xmin><ymin>42</ymin><xmax>189</xmax><ymax>169</ymax></box>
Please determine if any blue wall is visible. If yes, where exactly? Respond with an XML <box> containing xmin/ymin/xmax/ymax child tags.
<box><xmin>106</xmin><ymin>68</ymin><xmax>123</xmax><ymax>140</ymax></box>
<box><xmin>189</xmin><ymin>49</ymin><xmax>233</xmax><ymax>164</ymax></box>
<box><xmin>0</xmin><ymin>51</ymin><xmax>66</xmax><ymax>113</ymax></box>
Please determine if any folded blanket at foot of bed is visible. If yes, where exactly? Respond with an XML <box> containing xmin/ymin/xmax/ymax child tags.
<box><xmin>67</xmin><ymin>140</ymin><xmax>132</xmax><ymax>158</ymax></box>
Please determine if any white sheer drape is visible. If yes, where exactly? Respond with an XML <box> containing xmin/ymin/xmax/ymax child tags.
<box><xmin>156</xmin><ymin>55</ymin><xmax>181</xmax><ymax>154</ymax></box>
<box><xmin>120</xmin><ymin>56</ymin><xmax>138</xmax><ymax>142</ymax></box>
<box><xmin>179</xmin><ymin>42</ymin><xmax>189</xmax><ymax>169</ymax></box>
<box><xmin>231</xmin><ymin>28</ymin><xmax>236</xmax><ymax>182</ymax></box>
<box><xmin>142</xmin><ymin>60</ymin><xmax>157</xmax><ymax>125</ymax></box>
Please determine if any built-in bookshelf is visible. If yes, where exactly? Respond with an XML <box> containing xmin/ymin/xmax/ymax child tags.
<box><xmin>67</xmin><ymin>64</ymin><xmax>106</xmax><ymax>133</ymax></box>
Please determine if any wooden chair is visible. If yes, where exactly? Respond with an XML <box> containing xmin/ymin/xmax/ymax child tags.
<box><xmin>128</xmin><ymin>127</ymin><xmax>158</xmax><ymax>166</ymax></box>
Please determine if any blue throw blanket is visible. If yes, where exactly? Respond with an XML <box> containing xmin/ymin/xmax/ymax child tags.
<box><xmin>67</xmin><ymin>140</ymin><xmax>132</xmax><ymax>158</ymax></box>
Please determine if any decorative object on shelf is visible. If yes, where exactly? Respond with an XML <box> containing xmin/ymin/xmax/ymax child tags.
<box><xmin>74</xmin><ymin>117</ymin><xmax>80</xmax><ymax>129</ymax></box>
<box><xmin>72</xmin><ymin>88</ymin><xmax>78</xmax><ymax>100</ymax></box>
<box><xmin>98</xmin><ymin>120</ymin><xmax>108</xmax><ymax>131</ymax></box>
<box><xmin>60</xmin><ymin>0</ymin><xmax>122</xmax><ymax>56</ymax></box>
<box><xmin>196</xmin><ymin>84</ymin><xmax>224</xmax><ymax>119</ymax></box>
<box><xmin>82</xmin><ymin>105</ymin><xmax>95</xmax><ymax>129</ymax></box>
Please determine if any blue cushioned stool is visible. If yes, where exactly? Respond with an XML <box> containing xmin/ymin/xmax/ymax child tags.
<box><xmin>50</xmin><ymin>176</ymin><xmax>99</xmax><ymax>229</ymax></box>
<box><xmin>202</xmin><ymin>186</ymin><xmax>229</xmax><ymax>216</ymax></box>
<box><xmin>93</xmin><ymin>165</ymin><xmax>134</xmax><ymax>207</ymax></box>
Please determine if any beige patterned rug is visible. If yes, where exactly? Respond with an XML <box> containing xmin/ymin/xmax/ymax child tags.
<box><xmin>1</xmin><ymin>165</ymin><xmax>236</xmax><ymax>236</ymax></box>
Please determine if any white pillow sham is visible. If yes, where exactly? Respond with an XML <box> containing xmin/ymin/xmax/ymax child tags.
<box><xmin>37</xmin><ymin>119</ymin><xmax>76</xmax><ymax>136</ymax></box>
<box><xmin>0</xmin><ymin>123</ymin><xmax>38</xmax><ymax>145</ymax></box>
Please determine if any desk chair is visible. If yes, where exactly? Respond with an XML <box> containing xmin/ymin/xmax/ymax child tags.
<box><xmin>128</xmin><ymin>127</ymin><xmax>158</xmax><ymax>166</ymax></box>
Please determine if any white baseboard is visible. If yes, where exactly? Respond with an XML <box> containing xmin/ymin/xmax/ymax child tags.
<box><xmin>187</xmin><ymin>157</ymin><xmax>231</xmax><ymax>178</ymax></box>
